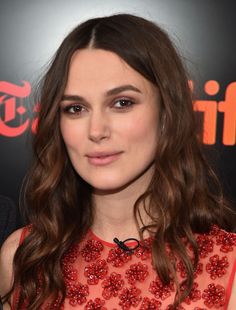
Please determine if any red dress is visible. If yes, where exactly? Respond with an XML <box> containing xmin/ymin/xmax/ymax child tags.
<box><xmin>15</xmin><ymin>226</ymin><xmax>236</xmax><ymax>309</ymax></box>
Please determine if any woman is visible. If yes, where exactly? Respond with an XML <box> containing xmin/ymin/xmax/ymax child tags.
<box><xmin>0</xmin><ymin>14</ymin><xmax>235</xmax><ymax>309</ymax></box>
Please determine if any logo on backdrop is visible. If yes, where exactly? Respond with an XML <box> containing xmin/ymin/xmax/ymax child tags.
<box><xmin>0</xmin><ymin>81</ymin><xmax>37</xmax><ymax>137</ymax></box>
<box><xmin>192</xmin><ymin>80</ymin><xmax>236</xmax><ymax>146</ymax></box>
<box><xmin>0</xmin><ymin>80</ymin><xmax>235</xmax><ymax>145</ymax></box>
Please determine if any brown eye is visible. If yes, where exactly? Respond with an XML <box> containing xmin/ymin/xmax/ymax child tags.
<box><xmin>113</xmin><ymin>99</ymin><xmax>134</xmax><ymax>109</ymax></box>
<box><xmin>63</xmin><ymin>104</ymin><xmax>85</xmax><ymax>114</ymax></box>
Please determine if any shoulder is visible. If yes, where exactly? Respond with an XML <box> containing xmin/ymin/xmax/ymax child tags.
<box><xmin>194</xmin><ymin>226</ymin><xmax>236</xmax><ymax>307</ymax></box>
<box><xmin>195</xmin><ymin>226</ymin><xmax>236</xmax><ymax>252</ymax></box>
<box><xmin>0</xmin><ymin>228</ymin><xmax>24</xmax><ymax>297</ymax></box>
<box><xmin>196</xmin><ymin>226</ymin><xmax>236</xmax><ymax>265</ymax></box>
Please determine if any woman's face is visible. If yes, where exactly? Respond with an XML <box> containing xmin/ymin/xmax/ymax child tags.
<box><xmin>60</xmin><ymin>49</ymin><xmax>160</xmax><ymax>192</ymax></box>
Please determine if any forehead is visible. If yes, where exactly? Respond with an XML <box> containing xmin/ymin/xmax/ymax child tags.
<box><xmin>65</xmin><ymin>48</ymin><xmax>156</xmax><ymax>95</ymax></box>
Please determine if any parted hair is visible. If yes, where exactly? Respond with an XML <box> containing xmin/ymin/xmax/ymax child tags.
<box><xmin>3</xmin><ymin>13</ymin><xmax>235</xmax><ymax>309</ymax></box>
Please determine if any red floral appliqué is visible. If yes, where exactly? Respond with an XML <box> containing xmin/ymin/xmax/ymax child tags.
<box><xmin>216</xmin><ymin>230</ymin><xmax>236</xmax><ymax>253</ymax></box>
<box><xmin>66</xmin><ymin>282</ymin><xmax>89</xmax><ymax>306</ymax></box>
<box><xmin>63</xmin><ymin>263</ymin><xmax>78</xmax><ymax>284</ymax></box>
<box><xmin>206</xmin><ymin>254</ymin><xmax>229</xmax><ymax>280</ymax></box>
<box><xmin>176</xmin><ymin>259</ymin><xmax>203</xmax><ymax>279</ymax></box>
<box><xmin>102</xmin><ymin>272</ymin><xmax>124</xmax><ymax>299</ymax></box>
<box><xmin>44</xmin><ymin>297</ymin><xmax>65</xmax><ymax>310</ymax></box>
<box><xmin>62</xmin><ymin>243</ymin><xmax>79</xmax><ymax>264</ymax></box>
<box><xmin>195</xmin><ymin>234</ymin><xmax>214</xmax><ymax>258</ymax></box>
<box><xmin>202</xmin><ymin>283</ymin><xmax>225</xmax><ymax>308</ymax></box>
<box><xmin>84</xmin><ymin>298</ymin><xmax>107</xmax><ymax>310</ymax></box>
<box><xmin>81</xmin><ymin>239</ymin><xmax>104</xmax><ymax>262</ymax></box>
<box><xmin>107</xmin><ymin>247</ymin><xmax>132</xmax><ymax>267</ymax></box>
<box><xmin>149</xmin><ymin>277</ymin><xmax>174</xmax><ymax>300</ymax></box>
<box><xmin>61</xmin><ymin>243</ymin><xmax>79</xmax><ymax>286</ymax></box>
<box><xmin>119</xmin><ymin>286</ymin><xmax>142</xmax><ymax>309</ymax></box>
<box><xmin>125</xmin><ymin>262</ymin><xmax>149</xmax><ymax>284</ymax></box>
<box><xmin>84</xmin><ymin>259</ymin><xmax>108</xmax><ymax>285</ymax></box>
<box><xmin>135</xmin><ymin>237</ymin><xmax>153</xmax><ymax>260</ymax></box>
<box><xmin>181</xmin><ymin>282</ymin><xmax>201</xmax><ymax>305</ymax></box>
<box><xmin>139</xmin><ymin>297</ymin><xmax>162</xmax><ymax>309</ymax></box>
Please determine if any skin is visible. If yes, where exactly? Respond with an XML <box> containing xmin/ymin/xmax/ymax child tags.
<box><xmin>60</xmin><ymin>48</ymin><xmax>160</xmax><ymax>241</ymax></box>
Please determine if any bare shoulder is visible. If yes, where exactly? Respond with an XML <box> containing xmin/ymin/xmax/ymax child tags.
<box><xmin>0</xmin><ymin>228</ymin><xmax>23</xmax><ymax>297</ymax></box>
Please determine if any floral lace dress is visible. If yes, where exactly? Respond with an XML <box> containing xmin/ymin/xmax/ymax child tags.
<box><xmin>15</xmin><ymin>226</ymin><xmax>236</xmax><ymax>309</ymax></box>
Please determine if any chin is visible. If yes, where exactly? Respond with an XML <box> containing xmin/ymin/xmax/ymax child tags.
<box><xmin>91</xmin><ymin>181</ymin><xmax>127</xmax><ymax>193</ymax></box>
<box><xmin>85</xmin><ymin>176</ymin><xmax>131</xmax><ymax>193</ymax></box>
<box><xmin>89</xmin><ymin>173</ymin><xmax>147</xmax><ymax>195</ymax></box>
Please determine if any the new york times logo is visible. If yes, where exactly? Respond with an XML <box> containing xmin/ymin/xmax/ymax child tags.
<box><xmin>0</xmin><ymin>81</ymin><xmax>38</xmax><ymax>137</ymax></box>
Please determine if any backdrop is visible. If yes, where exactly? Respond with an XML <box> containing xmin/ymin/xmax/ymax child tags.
<box><xmin>0</xmin><ymin>1</ymin><xmax>235</xmax><ymax>225</ymax></box>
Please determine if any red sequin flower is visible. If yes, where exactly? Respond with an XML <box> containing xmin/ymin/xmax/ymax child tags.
<box><xmin>62</xmin><ymin>244</ymin><xmax>79</xmax><ymax>264</ymax></box>
<box><xmin>135</xmin><ymin>237</ymin><xmax>153</xmax><ymax>260</ymax></box>
<box><xmin>195</xmin><ymin>234</ymin><xmax>214</xmax><ymax>258</ymax></box>
<box><xmin>209</xmin><ymin>225</ymin><xmax>220</xmax><ymax>236</ymax></box>
<box><xmin>44</xmin><ymin>297</ymin><xmax>65</xmax><ymax>310</ymax></box>
<box><xmin>107</xmin><ymin>247</ymin><xmax>132</xmax><ymax>267</ymax></box>
<box><xmin>202</xmin><ymin>283</ymin><xmax>225</xmax><ymax>308</ymax></box>
<box><xmin>216</xmin><ymin>230</ymin><xmax>236</xmax><ymax>253</ymax></box>
<box><xmin>176</xmin><ymin>260</ymin><xmax>203</xmax><ymax>279</ymax></box>
<box><xmin>66</xmin><ymin>282</ymin><xmax>89</xmax><ymax>306</ymax></box>
<box><xmin>81</xmin><ymin>239</ymin><xmax>104</xmax><ymax>262</ymax></box>
<box><xmin>84</xmin><ymin>298</ymin><xmax>107</xmax><ymax>310</ymax></box>
<box><xmin>139</xmin><ymin>297</ymin><xmax>162</xmax><ymax>309</ymax></box>
<box><xmin>181</xmin><ymin>282</ymin><xmax>201</xmax><ymax>305</ymax></box>
<box><xmin>194</xmin><ymin>262</ymin><xmax>204</xmax><ymax>278</ymax></box>
<box><xmin>176</xmin><ymin>260</ymin><xmax>187</xmax><ymax>278</ymax></box>
<box><xmin>149</xmin><ymin>277</ymin><xmax>174</xmax><ymax>300</ymax></box>
<box><xmin>125</xmin><ymin>262</ymin><xmax>149</xmax><ymax>284</ymax></box>
<box><xmin>84</xmin><ymin>259</ymin><xmax>108</xmax><ymax>285</ymax></box>
<box><xmin>62</xmin><ymin>263</ymin><xmax>78</xmax><ymax>284</ymax></box>
<box><xmin>102</xmin><ymin>272</ymin><xmax>124</xmax><ymax>299</ymax></box>
<box><xmin>206</xmin><ymin>255</ymin><xmax>229</xmax><ymax>280</ymax></box>
<box><xmin>119</xmin><ymin>286</ymin><xmax>142</xmax><ymax>309</ymax></box>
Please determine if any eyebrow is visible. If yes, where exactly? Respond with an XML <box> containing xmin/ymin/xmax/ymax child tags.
<box><xmin>61</xmin><ymin>84</ymin><xmax>142</xmax><ymax>102</ymax></box>
<box><xmin>106</xmin><ymin>84</ymin><xmax>142</xmax><ymax>96</ymax></box>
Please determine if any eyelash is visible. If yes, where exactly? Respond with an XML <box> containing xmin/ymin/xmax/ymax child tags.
<box><xmin>62</xmin><ymin>105</ymin><xmax>85</xmax><ymax>114</ymax></box>
<box><xmin>61</xmin><ymin>98</ymin><xmax>135</xmax><ymax>115</ymax></box>
<box><xmin>113</xmin><ymin>98</ymin><xmax>135</xmax><ymax>109</ymax></box>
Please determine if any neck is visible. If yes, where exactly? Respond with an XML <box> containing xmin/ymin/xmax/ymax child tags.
<box><xmin>91</xmin><ymin>165</ymin><xmax>154</xmax><ymax>242</ymax></box>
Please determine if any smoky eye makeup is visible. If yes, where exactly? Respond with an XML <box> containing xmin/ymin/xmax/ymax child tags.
<box><xmin>63</xmin><ymin>104</ymin><xmax>84</xmax><ymax>114</ymax></box>
<box><xmin>112</xmin><ymin>97</ymin><xmax>136</xmax><ymax>110</ymax></box>
<box><xmin>59</xmin><ymin>101</ymin><xmax>87</xmax><ymax>116</ymax></box>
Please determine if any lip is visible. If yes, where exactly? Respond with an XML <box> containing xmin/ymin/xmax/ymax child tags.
<box><xmin>86</xmin><ymin>151</ymin><xmax>123</xmax><ymax>166</ymax></box>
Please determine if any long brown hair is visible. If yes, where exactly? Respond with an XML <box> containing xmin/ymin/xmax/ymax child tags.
<box><xmin>3</xmin><ymin>14</ymin><xmax>235</xmax><ymax>308</ymax></box>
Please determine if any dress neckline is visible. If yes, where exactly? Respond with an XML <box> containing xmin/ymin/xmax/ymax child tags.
<box><xmin>88</xmin><ymin>229</ymin><xmax>146</xmax><ymax>248</ymax></box>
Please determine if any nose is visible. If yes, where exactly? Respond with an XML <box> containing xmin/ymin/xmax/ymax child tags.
<box><xmin>88</xmin><ymin>111</ymin><xmax>111</xmax><ymax>143</ymax></box>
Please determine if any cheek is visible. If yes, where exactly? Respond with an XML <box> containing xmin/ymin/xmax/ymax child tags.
<box><xmin>121</xmin><ymin>114</ymin><xmax>158</xmax><ymax>149</ymax></box>
<box><xmin>60</xmin><ymin>120</ymin><xmax>81</xmax><ymax>150</ymax></box>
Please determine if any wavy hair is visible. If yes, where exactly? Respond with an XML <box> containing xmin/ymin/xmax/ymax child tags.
<box><xmin>3</xmin><ymin>14</ymin><xmax>235</xmax><ymax>309</ymax></box>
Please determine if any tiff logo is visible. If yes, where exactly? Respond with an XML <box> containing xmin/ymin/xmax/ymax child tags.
<box><xmin>193</xmin><ymin>80</ymin><xmax>236</xmax><ymax>145</ymax></box>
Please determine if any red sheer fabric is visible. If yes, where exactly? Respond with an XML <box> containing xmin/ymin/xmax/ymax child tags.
<box><xmin>14</xmin><ymin>226</ymin><xmax>236</xmax><ymax>309</ymax></box>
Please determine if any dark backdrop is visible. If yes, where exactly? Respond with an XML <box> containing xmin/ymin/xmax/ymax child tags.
<box><xmin>0</xmin><ymin>1</ymin><xmax>235</xmax><ymax>226</ymax></box>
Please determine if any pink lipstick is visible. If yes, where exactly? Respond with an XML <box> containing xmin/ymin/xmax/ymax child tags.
<box><xmin>86</xmin><ymin>152</ymin><xmax>122</xmax><ymax>166</ymax></box>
